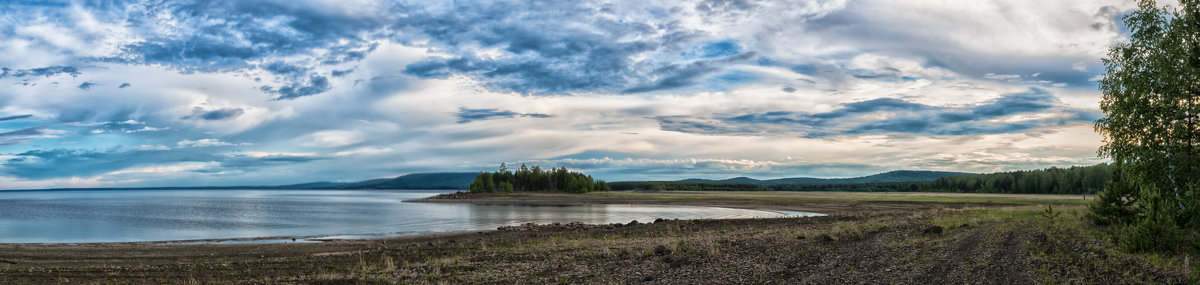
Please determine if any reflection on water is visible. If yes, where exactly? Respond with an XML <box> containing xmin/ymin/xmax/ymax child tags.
<box><xmin>0</xmin><ymin>189</ymin><xmax>799</xmax><ymax>243</ymax></box>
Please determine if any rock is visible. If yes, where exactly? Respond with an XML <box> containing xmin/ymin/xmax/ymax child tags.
<box><xmin>670</xmin><ymin>256</ymin><xmax>688</xmax><ymax>268</ymax></box>
<box><xmin>959</xmin><ymin>223</ymin><xmax>971</xmax><ymax>229</ymax></box>
<box><xmin>641</xmin><ymin>275</ymin><xmax>655</xmax><ymax>282</ymax></box>
<box><xmin>796</xmin><ymin>235</ymin><xmax>806</xmax><ymax>240</ymax></box>
<box><xmin>429</xmin><ymin>191</ymin><xmax>473</xmax><ymax>200</ymax></box>
<box><xmin>654</xmin><ymin>245</ymin><xmax>671</xmax><ymax>256</ymax></box>
<box><xmin>654</xmin><ymin>218</ymin><xmax>666</xmax><ymax>223</ymax></box>
<box><xmin>628</xmin><ymin>220</ymin><xmax>641</xmax><ymax>226</ymax></box>
<box><xmin>923</xmin><ymin>225</ymin><xmax>944</xmax><ymax>235</ymax></box>
<box><xmin>817</xmin><ymin>234</ymin><xmax>836</xmax><ymax>242</ymax></box>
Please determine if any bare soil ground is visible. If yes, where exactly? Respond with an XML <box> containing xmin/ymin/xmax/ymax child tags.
<box><xmin>0</xmin><ymin>191</ymin><xmax>1193</xmax><ymax>284</ymax></box>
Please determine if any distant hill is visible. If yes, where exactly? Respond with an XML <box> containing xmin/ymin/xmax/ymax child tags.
<box><xmin>771</xmin><ymin>164</ymin><xmax>1111</xmax><ymax>194</ymax></box>
<box><xmin>18</xmin><ymin>170</ymin><xmax>969</xmax><ymax>191</ymax></box>
<box><xmin>336</xmin><ymin>172</ymin><xmax>477</xmax><ymax>190</ymax></box>
<box><xmin>22</xmin><ymin>173</ymin><xmax>479</xmax><ymax>191</ymax></box>
<box><xmin>274</xmin><ymin>181</ymin><xmax>350</xmax><ymax>189</ymax></box>
<box><xmin>680</xmin><ymin>170</ymin><xmax>971</xmax><ymax>186</ymax></box>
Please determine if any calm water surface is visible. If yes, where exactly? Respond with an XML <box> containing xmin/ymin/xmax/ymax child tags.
<box><xmin>0</xmin><ymin>189</ymin><xmax>797</xmax><ymax>243</ymax></box>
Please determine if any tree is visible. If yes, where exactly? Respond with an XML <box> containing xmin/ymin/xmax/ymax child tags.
<box><xmin>468</xmin><ymin>164</ymin><xmax>609</xmax><ymax>193</ymax></box>
<box><xmin>1093</xmin><ymin>0</ymin><xmax>1200</xmax><ymax>252</ymax></box>
<box><xmin>469</xmin><ymin>172</ymin><xmax>494</xmax><ymax>193</ymax></box>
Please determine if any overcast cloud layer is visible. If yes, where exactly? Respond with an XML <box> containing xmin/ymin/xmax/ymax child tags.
<box><xmin>0</xmin><ymin>0</ymin><xmax>1129</xmax><ymax>188</ymax></box>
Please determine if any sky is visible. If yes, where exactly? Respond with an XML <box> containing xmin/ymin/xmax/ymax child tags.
<box><xmin>0</xmin><ymin>0</ymin><xmax>1137</xmax><ymax>189</ymax></box>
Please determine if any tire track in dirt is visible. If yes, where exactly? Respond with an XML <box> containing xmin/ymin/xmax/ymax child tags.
<box><xmin>917</xmin><ymin>223</ymin><xmax>1033</xmax><ymax>284</ymax></box>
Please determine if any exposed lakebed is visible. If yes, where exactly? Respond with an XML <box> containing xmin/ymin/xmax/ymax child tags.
<box><xmin>0</xmin><ymin>189</ymin><xmax>815</xmax><ymax>243</ymax></box>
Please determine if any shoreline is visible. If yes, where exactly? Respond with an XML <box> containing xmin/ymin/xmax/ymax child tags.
<box><xmin>2</xmin><ymin>192</ymin><xmax>822</xmax><ymax>246</ymax></box>
<box><xmin>5</xmin><ymin>191</ymin><xmax>1168</xmax><ymax>284</ymax></box>
<box><xmin>2</xmin><ymin>190</ymin><xmax>1001</xmax><ymax>246</ymax></box>
<box><xmin>409</xmin><ymin>190</ymin><xmax>1026</xmax><ymax>215</ymax></box>
<box><xmin>0</xmin><ymin>190</ymin><xmax>1035</xmax><ymax>246</ymax></box>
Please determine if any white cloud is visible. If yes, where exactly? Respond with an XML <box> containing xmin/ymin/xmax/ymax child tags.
<box><xmin>177</xmin><ymin>139</ymin><xmax>250</xmax><ymax>148</ymax></box>
<box><xmin>136</xmin><ymin>144</ymin><xmax>170</xmax><ymax>150</ymax></box>
<box><xmin>106</xmin><ymin>162</ymin><xmax>219</xmax><ymax>176</ymax></box>
<box><xmin>984</xmin><ymin>73</ymin><xmax>1021</xmax><ymax>80</ymax></box>
<box><xmin>1072</xmin><ymin>62</ymin><xmax>1089</xmax><ymax>72</ymax></box>
<box><xmin>298</xmin><ymin>130</ymin><xmax>364</xmax><ymax>148</ymax></box>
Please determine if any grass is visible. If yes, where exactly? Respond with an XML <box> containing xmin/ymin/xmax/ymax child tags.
<box><xmin>929</xmin><ymin>205</ymin><xmax>1046</xmax><ymax>229</ymax></box>
<box><xmin>928</xmin><ymin>204</ymin><xmax>1198</xmax><ymax>283</ymax></box>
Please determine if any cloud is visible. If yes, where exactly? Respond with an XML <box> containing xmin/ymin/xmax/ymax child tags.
<box><xmin>984</xmin><ymin>73</ymin><xmax>1021</xmax><ymax>81</ymax></box>
<box><xmin>622</xmin><ymin>52</ymin><xmax>758</xmax><ymax>93</ymax></box>
<box><xmin>84</xmin><ymin>120</ymin><xmax>170</xmax><ymax>135</ymax></box>
<box><xmin>1</xmin><ymin>147</ymin><xmax>321</xmax><ymax>179</ymax></box>
<box><xmin>456</xmin><ymin>108</ymin><xmax>553</xmax><ymax>123</ymax></box>
<box><xmin>2</xmin><ymin>148</ymin><xmax>218</xmax><ymax>179</ymax></box>
<box><xmin>0</xmin><ymin>114</ymin><xmax>33</xmax><ymax>121</ymax></box>
<box><xmin>181</xmin><ymin>107</ymin><xmax>245</xmax><ymax>121</ymax></box>
<box><xmin>516</xmin><ymin>154</ymin><xmax>887</xmax><ymax>180</ymax></box>
<box><xmin>658</xmin><ymin>88</ymin><xmax>1099</xmax><ymax>137</ymax></box>
<box><xmin>261</xmin><ymin>75</ymin><xmax>331</xmax><ymax>100</ymax></box>
<box><xmin>176</xmin><ymin>138</ymin><xmax>250</xmax><ymax>148</ymax></box>
<box><xmin>219</xmin><ymin>153</ymin><xmax>326</xmax><ymax>168</ymax></box>
<box><xmin>94</xmin><ymin>0</ymin><xmax>389</xmax><ymax>99</ymax></box>
<box><xmin>0</xmin><ymin>66</ymin><xmax>80</xmax><ymax>78</ymax></box>
<box><xmin>0</xmin><ymin>1</ymin><xmax>1129</xmax><ymax>187</ymax></box>
<box><xmin>0</xmin><ymin>126</ymin><xmax>61</xmax><ymax>145</ymax></box>
<box><xmin>297</xmin><ymin>130</ymin><xmax>363</xmax><ymax>148</ymax></box>
<box><xmin>398</xmin><ymin>2</ymin><xmax>770</xmax><ymax>95</ymax></box>
<box><xmin>683</xmin><ymin>40</ymin><xmax>743</xmax><ymax>59</ymax></box>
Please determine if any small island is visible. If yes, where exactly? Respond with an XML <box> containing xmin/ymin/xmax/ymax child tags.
<box><xmin>467</xmin><ymin>163</ymin><xmax>609</xmax><ymax>193</ymax></box>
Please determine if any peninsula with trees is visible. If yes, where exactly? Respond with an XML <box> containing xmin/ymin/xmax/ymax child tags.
<box><xmin>468</xmin><ymin>163</ymin><xmax>610</xmax><ymax>193</ymax></box>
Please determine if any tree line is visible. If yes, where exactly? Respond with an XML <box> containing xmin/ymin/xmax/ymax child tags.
<box><xmin>608</xmin><ymin>164</ymin><xmax>1112</xmax><ymax>194</ymax></box>
<box><xmin>771</xmin><ymin>164</ymin><xmax>1109</xmax><ymax>194</ymax></box>
<box><xmin>921</xmin><ymin>164</ymin><xmax>1110</xmax><ymax>194</ymax></box>
<box><xmin>469</xmin><ymin>163</ymin><xmax>609</xmax><ymax>193</ymax></box>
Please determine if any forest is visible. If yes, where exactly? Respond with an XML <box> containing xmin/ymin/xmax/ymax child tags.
<box><xmin>468</xmin><ymin>163</ymin><xmax>609</xmax><ymax>193</ymax></box>
<box><xmin>770</xmin><ymin>164</ymin><xmax>1112</xmax><ymax>194</ymax></box>
<box><xmin>922</xmin><ymin>164</ymin><xmax>1110</xmax><ymax>194</ymax></box>
<box><xmin>617</xmin><ymin>164</ymin><xmax>1112</xmax><ymax>194</ymax></box>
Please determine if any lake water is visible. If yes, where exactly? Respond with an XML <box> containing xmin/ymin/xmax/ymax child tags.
<box><xmin>0</xmin><ymin>189</ymin><xmax>802</xmax><ymax>243</ymax></box>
